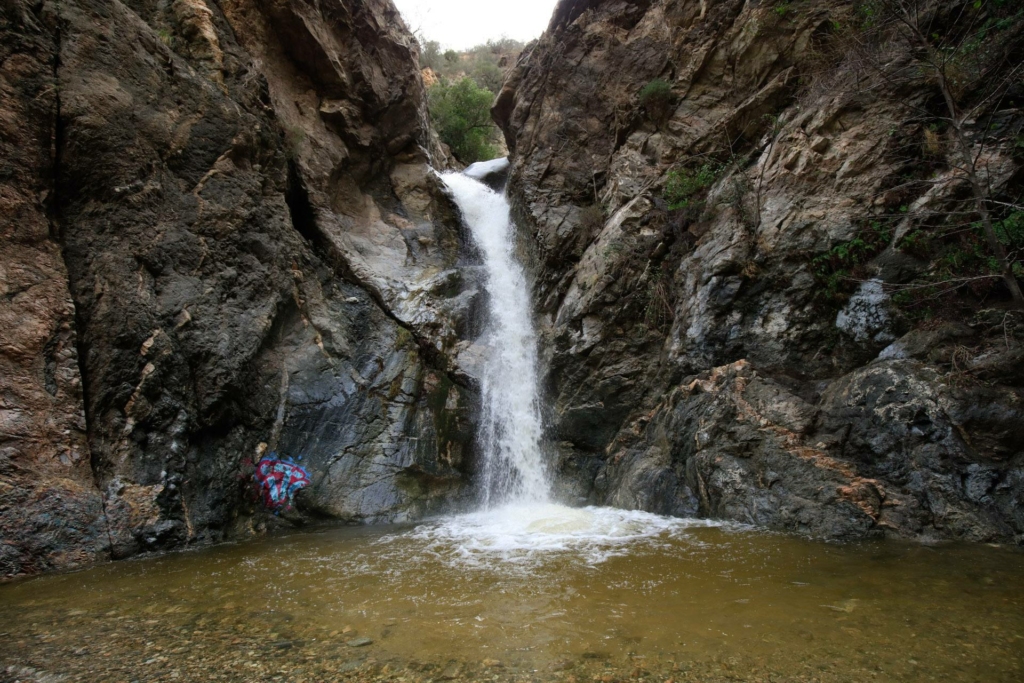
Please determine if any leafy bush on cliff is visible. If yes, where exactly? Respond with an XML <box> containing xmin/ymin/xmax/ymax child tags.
<box><xmin>639</xmin><ymin>79</ymin><xmax>675</xmax><ymax>120</ymax></box>
<box><xmin>892</xmin><ymin>209</ymin><xmax>1024</xmax><ymax>318</ymax></box>
<box><xmin>428</xmin><ymin>77</ymin><xmax>499</xmax><ymax>163</ymax></box>
<box><xmin>663</xmin><ymin>163</ymin><xmax>721</xmax><ymax>210</ymax></box>
<box><xmin>811</xmin><ymin>221</ymin><xmax>892</xmax><ymax>303</ymax></box>
<box><xmin>814</xmin><ymin>0</ymin><xmax>1024</xmax><ymax>310</ymax></box>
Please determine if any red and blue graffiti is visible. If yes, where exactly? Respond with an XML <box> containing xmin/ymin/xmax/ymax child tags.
<box><xmin>254</xmin><ymin>457</ymin><xmax>310</xmax><ymax>512</ymax></box>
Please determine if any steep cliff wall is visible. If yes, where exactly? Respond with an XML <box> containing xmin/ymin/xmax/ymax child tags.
<box><xmin>4</xmin><ymin>0</ymin><xmax>1022</xmax><ymax>578</ymax></box>
<box><xmin>0</xmin><ymin>0</ymin><xmax>104</xmax><ymax>576</ymax></box>
<box><xmin>1</xmin><ymin>0</ymin><xmax>482</xmax><ymax>578</ymax></box>
<box><xmin>497</xmin><ymin>0</ymin><xmax>1024</xmax><ymax>542</ymax></box>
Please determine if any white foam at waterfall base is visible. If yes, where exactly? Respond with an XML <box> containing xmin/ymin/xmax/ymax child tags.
<box><xmin>382</xmin><ymin>504</ymin><xmax>729</xmax><ymax>570</ymax></box>
<box><xmin>440</xmin><ymin>171</ymin><xmax>548</xmax><ymax>506</ymax></box>
<box><xmin>433</xmin><ymin>170</ymin><xmax>729</xmax><ymax>571</ymax></box>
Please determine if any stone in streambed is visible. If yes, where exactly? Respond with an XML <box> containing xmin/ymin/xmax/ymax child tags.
<box><xmin>347</xmin><ymin>637</ymin><xmax>373</xmax><ymax>648</ymax></box>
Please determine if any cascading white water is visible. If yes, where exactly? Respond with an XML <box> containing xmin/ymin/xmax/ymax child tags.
<box><xmin>440</xmin><ymin>171</ymin><xmax>549</xmax><ymax>506</ymax></box>
<box><xmin>435</xmin><ymin>165</ymin><xmax>703</xmax><ymax>557</ymax></box>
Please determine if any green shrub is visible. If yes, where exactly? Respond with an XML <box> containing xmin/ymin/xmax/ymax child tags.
<box><xmin>774</xmin><ymin>0</ymin><xmax>792</xmax><ymax>17</ymax></box>
<box><xmin>639</xmin><ymin>79</ymin><xmax>675</xmax><ymax>119</ymax></box>
<box><xmin>994</xmin><ymin>210</ymin><xmax>1024</xmax><ymax>249</ymax></box>
<box><xmin>811</xmin><ymin>220</ymin><xmax>892</xmax><ymax>303</ymax></box>
<box><xmin>419</xmin><ymin>39</ymin><xmax>442</xmax><ymax>70</ymax></box>
<box><xmin>856</xmin><ymin>0</ymin><xmax>882</xmax><ymax>29</ymax></box>
<box><xmin>472</xmin><ymin>62</ymin><xmax>505</xmax><ymax>93</ymax></box>
<box><xmin>428</xmin><ymin>77</ymin><xmax>499</xmax><ymax>163</ymax></box>
<box><xmin>898</xmin><ymin>211</ymin><xmax>1024</xmax><ymax>274</ymax></box>
<box><xmin>663</xmin><ymin>163</ymin><xmax>721</xmax><ymax>210</ymax></box>
<box><xmin>639</xmin><ymin>79</ymin><xmax>672</xmax><ymax>105</ymax></box>
<box><xmin>890</xmin><ymin>208</ymin><xmax>1024</xmax><ymax>317</ymax></box>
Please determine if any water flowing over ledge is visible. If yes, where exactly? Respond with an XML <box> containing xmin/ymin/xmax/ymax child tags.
<box><xmin>440</xmin><ymin>171</ymin><xmax>549</xmax><ymax>507</ymax></box>
<box><xmin>429</xmin><ymin>168</ymin><xmax>735</xmax><ymax>575</ymax></box>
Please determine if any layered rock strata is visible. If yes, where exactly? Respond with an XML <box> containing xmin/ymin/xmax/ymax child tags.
<box><xmin>496</xmin><ymin>0</ymin><xmax>1024</xmax><ymax>542</ymax></box>
<box><xmin>1</xmin><ymin>0</ymin><xmax>482</xmax><ymax>578</ymax></box>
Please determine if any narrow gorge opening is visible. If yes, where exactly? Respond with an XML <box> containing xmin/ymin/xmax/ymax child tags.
<box><xmin>2</xmin><ymin>0</ymin><xmax>1023</xmax><ymax>680</ymax></box>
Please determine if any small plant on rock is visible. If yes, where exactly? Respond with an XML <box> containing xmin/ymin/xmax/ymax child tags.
<box><xmin>811</xmin><ymin>220</ymin><xmax>892</xmax><ymax>303</ymax></box>
<box><xmin>283</xmin><ymin>124</ymin><xmax>306</xmax><ymax>160</ymax></box>
<box><xmin>643</xmin><ymin>271</ymin><xmax>674</xmax><ymax>328</ymax></box>
<box><xmin>922</xmin><ymin>124</ymin><xmax>945</xmax><ymax>158</ymax></box>
<box><xmin>602</xmin><ymin>240</ymin><xmax>625</xmax><ymax>261</ymax></box>
<box><xmin>663</xmin><ymin>162</ymin><xmax>722</xmax><ymax>210</ymax></box>
<box><xmin>639</xmin><ymin>79</ymin><xmax>675</xmax><ymax>121</ymax></box>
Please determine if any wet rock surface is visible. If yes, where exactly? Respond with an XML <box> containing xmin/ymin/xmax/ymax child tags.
<box><xmin>601</xmin><ymin>358</ymin><xmax>1024</xmax><ymax>541</ymax></box>
<box><xmin>0</xmin><ymin>0</ymin><xmax>105</xmax><ymax>577</ymax></box>
<box><xmin>497</xmin><ymin>0</ymin><xmax>1024</xmax><ymax>542</ymax></box>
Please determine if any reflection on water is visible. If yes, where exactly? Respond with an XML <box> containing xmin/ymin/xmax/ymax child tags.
<box><xmin>1</xmin><ymin>504</ymin><xmax>1022</xmax><ymax>682</ymax></box>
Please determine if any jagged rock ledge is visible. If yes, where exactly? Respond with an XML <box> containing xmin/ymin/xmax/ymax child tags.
<box><xmin>495</xmin><ymin>0</ymin><xmax>1024</xmax><ymax>543</ymax></box>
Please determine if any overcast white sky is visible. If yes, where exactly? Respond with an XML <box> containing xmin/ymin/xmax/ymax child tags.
<box><xmin>392</xmin><ymin>0</ymin><xmax>557</xmax><ymax>50</ymax></box>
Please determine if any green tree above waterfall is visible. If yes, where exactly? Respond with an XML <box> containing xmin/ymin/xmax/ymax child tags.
<box><xmin>418</xmin><ymin>36</ymin><xmax>521</xmax><ymax>164</ymax></box>
<box><xmin>428</xmin><ymin>77</ymin><xmax>500</xmax><ymax>163</ymax></box>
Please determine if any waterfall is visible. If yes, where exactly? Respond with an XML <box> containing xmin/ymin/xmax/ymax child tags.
<box><xmin>440</xmin><ymin>170</ymin><xmax>549</xmax><ymax>507</ymax></box>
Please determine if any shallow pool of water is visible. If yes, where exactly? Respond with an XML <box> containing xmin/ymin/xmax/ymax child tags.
<box><xmin>2</xmin><ymin>504</ymin><xmax>1022</xmax><ymax>682</ymax></box>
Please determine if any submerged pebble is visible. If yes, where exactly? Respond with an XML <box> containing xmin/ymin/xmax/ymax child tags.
<box><xmin>347</xmin><ymin>637</ymin><xmax>374</xmax><ymax>648</ymax></box>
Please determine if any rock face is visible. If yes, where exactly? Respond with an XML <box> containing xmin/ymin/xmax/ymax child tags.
<box><xmin>1</xmin><ymin>0</ymin><xmax>483</xmax><ymax>578</ymax></box>
<box><xmin>0</xmin><ymin>2</ymin><xmax>104</xmax><ymax>575</ymax></box>
<box><xmin>496</xmin><ymin>0</ymin><xmax>1024</xmax><ymax>542</ymax></box>
<box><xmin>4</xmin><ymin>0</ymin><xmax>1022</xmax><ymax>578</ymax></box>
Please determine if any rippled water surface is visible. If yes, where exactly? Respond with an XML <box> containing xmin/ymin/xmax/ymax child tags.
<box><xmin>2</xmin><ymin>505</ymin><xmax>1022</xmax><ymax>682</ymax></box>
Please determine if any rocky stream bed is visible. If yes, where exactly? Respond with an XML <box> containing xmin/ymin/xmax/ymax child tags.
<box><xmin>2</xmin><ymin>514</ymin><xmax>1022</xmax><ymax>683</ymax></box>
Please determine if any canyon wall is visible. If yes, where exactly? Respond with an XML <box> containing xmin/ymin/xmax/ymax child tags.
<box><xmin>1</xmin><ymin>0</ymin><xmax>482</xmax><ymax>578</ymax></box>
<box><xmin>4</xmin><ymin>0</ymin><xmax>1023</xmax><ymax>579</ymax></box>
<box><xmin>497</xmin><ymin>0</ymin><xmax>1024</xmax><ymax>542</ymax></box>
